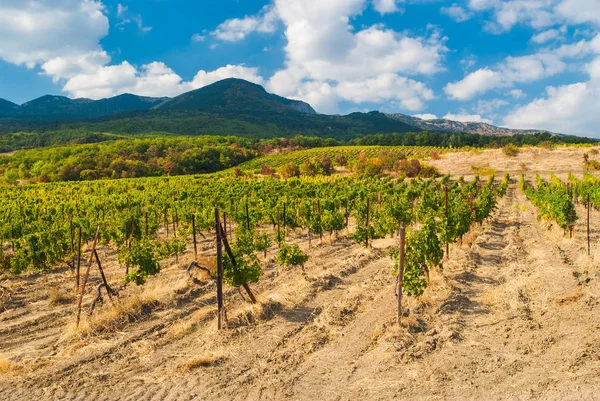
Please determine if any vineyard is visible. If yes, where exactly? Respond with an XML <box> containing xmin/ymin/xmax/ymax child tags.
<box><xmin>2</xmin><ymin>146</ymin><xmax>600</xmax><ymax>400</ymax></box>
<box><xmin>235</xmin><ymin>145</ymin><xmax>451</xmax><ymax>171</ymax></box>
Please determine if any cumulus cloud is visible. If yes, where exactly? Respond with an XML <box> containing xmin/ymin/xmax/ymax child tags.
<box><xmin>263</xmin><ymin>0</ymin><xmax>447</xmax><ymax>113</ymax></box>
<box><xmin>211</xmin><ymin>5</ymin><xmax>278</xmax><ymax>42</ymax></box>
<box><xmin>531</xmin><ymin>28</ymin><xmax>564</xmax><ymax>44</ymax></box>
<box><xmin>474</xmin><ymin>98</ymin><xmax>509</xmax><ymax>114</ymax></box>
<box><xmin>507</xmin><ymin>89</ymin><xmax>526</xmax><ymax>98</ymax></box>
<box><xmin>61</xmin><ymin>62</ymin><xmax>265</xmax><ymax>99</ymax></box>
<box><xmin>503</xmin><ymin>56</ymin><xmax>600</xmax><ymax>136</ymax></box>
<box><xmin>465</xmin><ymin>0</ymin><xmax>600</xmax><ymax>32</ymax></box>
<box><xmin>0</xmin><ymin>0</ymin><xmax>108</xmax><ymax>68</ymax></box>
<box><xmin>445</xmin><ymin>35</ymin><xmax>600</xmax><ymax>100</ymax></box>
<box><xmin>372</xmin><ymin>0</ymin><xmax>402</xmax><ymax>15</ymax></box>
<box><xmin>414</xmin><ymin>113</ymin><xmax>438</xmax><ymax>120</ymax></box>
<box><xmin>441</xmin><ymin>4</ymin><xmax>473</xmax><ymax>22</ymax></box>
<box><xmin>443</xmin><ymin>113</ymin><xmax>493</xmax><ymax>124</ymax></box>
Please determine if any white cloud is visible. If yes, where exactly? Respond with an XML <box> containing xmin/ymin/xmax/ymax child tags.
<box><xmin>474</xmin><ymin>98</ymin><xmax>509</xmax><ymax>114</ymax></box>
<box><xmin>414</xmin><ymin>113</ymin><xmax>438</xmax><ymax>120</ymax></box>
<box><xmin>508</xmin><ymin>89</ymin><xmax>526</xmax><ymax>98</ymax></box>
<box><xmin>189</xmin><ymin>65</ymin><xmax>265</xmax><ymax>88</ymax></box>
<box><xmin>443</xmin><ymin>113</ymin><xmax>493</xmax><ymax>124</ymax></box>
<box><xmin>60</xmin><ymin>62</ymin><xmax>266</xmax><ymax>99</ymax></box>
<box><xmin>134</xmin><ymin>16</ymin><xmax>152</xmax><ymax>33</ymax></box>
<box><xmin>465</xmin><ymin>0</ymin><xmax>600</xmax><ymax>32</ymax></box>
<box><xmin>264</xmin><ymin>0</ymin><xmax>447</xmax><ymax>113</ymax></box>
<box><xmin>531</xmin><ymin>28</ymin><xmax>563</xmax><ymax>44</ymax></box>
<box><xmin>192</xmin><ymin>33</ymin><xmax>206</xmax><ymax>42</ymax></box>
<box><xmin>441</xmin><ymin>4</ymin><xmax>473</xmax><ymax>22</ymax></box>
<box><xmin>444</xmin><ymin>68</ymin><xmax>503</xmax><ymax>100</ymax></box>
<box><xmin>372</xmin><ymin>0</ymin><xmax>402</xmax><ymax>15</ymax></box>
<box><xmin>336</xmin><ymin>74</ymin><xmax>435</xmax><ymax>111</ymax></box>
<box><xmin>117</xmin><ymin>4</ymin><xmax>127</xmax><ymax>17</ymax></box>
<box><xmin>503</xmin><ymin>56</ymin><xmax>600</xmax><ymax>136</ymax></box>
<box><xmin>445</xmin><ymin>35</ymin><xmax>600</xmax><ymax>100</ymax></box>
<box><xmin>0</xmin><ymin>0</ymin><xmax>108</xmax><ymax>68</ymax></box>
<box><xmin>212</xmin><ymin>5</ymin><xmax>278</xmax><ymax>42</ymax></box>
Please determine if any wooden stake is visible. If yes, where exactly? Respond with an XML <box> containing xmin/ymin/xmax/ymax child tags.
<box><xmin>397</xmin><ymin>225</ymin><xmax>406</xmax><ymax>327</ymax></box>
<box><xmin>219</xmin><ymin>223</ymin><xmax>257</xmax><ymax>303</ymax></box>
<box><xmin>445</xmin><ymin>186</ymin><xmax>449</xmax><ymax>260</ymax></box>
<box><xmin>215</xmin><ymin>208</ymin><xmax>224</xmax><ymax>330</ymax></box>
<box><xmin>75</xmin><ymin>226</ymin><xmax>81</xmax><ymax>294</ymax></box>
<box><xmin>76</xmin><ymin>225</ymin><xmax>100</xmax><ymax>328</ymax></box>
<box><xmin>192</xmin><ymin>213</ymin><xmax>198</xmax><ymax>260</ymax></box>
<box><xmin>245</xmin><ymin>201</ymin><xmax>250</xmax><ymax>231</ymax></box>
<box><xmin>93</xmin><ymin>249</ymin><xmax>114</xmax><ymax>304</ymax></box>
<box><xmin>588</xmin><ymin>193</ymin><xmax>591</xmax><ymax>256</ymax></box>
<box><xmin>365</xmin><ymin>197</ymin><xmax>370</xmax><ymax>248</ymax></box>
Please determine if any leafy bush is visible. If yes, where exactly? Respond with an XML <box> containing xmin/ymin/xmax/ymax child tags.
<box><xmin>502</xmin><ymin>144</ymin><xmax>520</xmax><ymax>157</ymax></box>
<box><xmin>276</xmin><ymin>244</ymin><xmax>308</xmax><ymax>268</ymax></box>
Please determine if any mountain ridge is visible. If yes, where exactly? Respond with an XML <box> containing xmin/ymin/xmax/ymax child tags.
<box><xmin>387</xmin><ymin>113</ymin><xmax>557</xmax><ymax>136</ymax></box>
<box><xmin>0</xmin><ymin>79</ymin><xmax>562</xmax><ymax>138</ymax></box>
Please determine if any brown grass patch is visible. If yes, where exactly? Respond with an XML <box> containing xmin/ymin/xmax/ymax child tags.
<box><xmin>69</xmin><ymin>275</ymin><xmax>188</xmax><ymax>337</ymax></box>
<box><xmin>0</xmin><ymin>355</ymin><xmax>24</xmax><ymax>376</ymax></box>
<box><xmin>556</xmin><ymin>291</ymin><xmax>582</xmax><ymax>306</ymax></box>
<box><xmin>47</xmin><ymin>287</ymin><xmax>72</xmax><ymax>305</ymax></box>
<box><xmin>179</xmin><ymin>352</ymin><xmax>227</xmax><ymax>371</ymax></box>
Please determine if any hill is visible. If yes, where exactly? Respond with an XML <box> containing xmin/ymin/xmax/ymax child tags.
<box><xmin>387</xmin><ymin>113</ymin><xmax>556</xmax><ymax>136</ymax></box>
<box><xmin>0</xmin><ymin>80</ymin><xmax>418</xmax><ymax>140</ymax></box>
<box><xmin>18</xmin><ymin>94</ymin><xmax>167</xmax><ymax>119</ymax></box>
<box><xmin>0</xmin><ymin>98</ymin><xmax>21</xmax><ymax>117</ymax></box>
<box><xmin>156</xmin><ymin>78</ymin><xmax>316</xmax><ymax>115</ymax></box>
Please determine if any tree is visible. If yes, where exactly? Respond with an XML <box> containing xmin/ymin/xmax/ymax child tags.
<box><xmin>279</xmin><ymin>162</ymin><xmax>299</xmax><ymax>179</ymax></box>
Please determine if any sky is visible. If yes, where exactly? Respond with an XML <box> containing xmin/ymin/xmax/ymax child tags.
<box><xmin>0</xmin><ymin>0</ymin><xmax>599</xmax><ymax>136</ymax></box>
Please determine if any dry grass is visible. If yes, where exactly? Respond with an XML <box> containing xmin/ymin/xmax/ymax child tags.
<box><xmin>0</xmin><ymin>355</ymin><xmax>24</xmax><ymax>376</ymax></box>
<box><xmin>68</xmin><ymin>275</ymin><xmax>188</xmax><ymax>337</ymax></box>
<box><xmin>47</xmin><ymin>287</ymin><xmax>72</xmax><ymax>306</ymax></box>
<box><xmin>178</xmin><ymin>352</ymin><xmax>228</xmax><ymax>372</ymax></box>
<box><xmin>470</xmin><ymin>164</ymin><xmax>498</xmax><ymax>176</ymax></box>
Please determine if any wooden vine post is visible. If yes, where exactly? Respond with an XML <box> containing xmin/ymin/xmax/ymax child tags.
<box><xmin>215</xmin><ymin>208</ymin><xmax>224</xmax><ymax>330</ymax></box>
<box><xmin>568</xmin><ymin>183</ymin><xmax>574</xmax><ymax>239</ymax></box>
<box><xmin>219</xmin><ymin>223</ymin><xmax>257</xmax><ymax>304</ymax></box>
<box><xmin>445</xmin><ymin>185</ymin><xmax>449</xmax><ymax>260</ymax></box>
<box><xmin>365</xmin><ymin>197</ymin><xmax>370</xmax><ymax>248</ymax></box>
<box><xmin>75</xmin><ymin>226</ymin><xmax>82</xmax><ymax>294</ymax></box>
<box><xmin>588</xmin><ymin>193</ymin><xmax>591</xmax><ymax>256</ymax></box>
<box><xmin>76</xmin><ymin>225</ymin><xmax>101</xmax><ymax>328</ymax></box>
<box><xmin>191</xmin><ymin>213</ymin><xmax>198</xmax><ymax>260</ymax></box>
<box><xmin>245</xmin><ymin>201</ymin><xmax>250</xmax><ymax>231</ymax></box>
<box><xmin>396</xmin><ymin>225</ymin><xmax>406</xmax><ymax>327</ymax></box>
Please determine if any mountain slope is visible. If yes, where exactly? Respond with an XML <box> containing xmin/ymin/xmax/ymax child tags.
<box><xmin>387</xmin><ymin>113</ymin><xmax>556</xmax><ymax>136</ymax></box>
<box><xmin>156</xmin><ymin>78</ymin><xmax>316</xmax><ymax>115</ymax></box>
<box><xmin>0</xmin><ymin>98</ymin><xmax>21</xmax><ymax>117</ymax></box>
<box><xmin>18</xmin><ymin>94</ymin><xmax>167</xmax><ymax>119</ymax></box>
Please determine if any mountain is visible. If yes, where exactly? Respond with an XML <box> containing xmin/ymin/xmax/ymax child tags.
<box><xmin>387</xmin><ymin>113</ymin><xmax>556</xmax><ymax>136</ymax></box>
<box><xmin>156</xmin><ymin>78</ymin><xmax>316</xmax><ymax>115</ymax></box>
<box><xmin>18</xmin><ymin>94</ymin><xmax>167</xmax><ymax>119</ymax></box>
<box><xmin>0</xmin><ymin>98</ymin><xmax>21</xmax><ymax>117</ymax></box>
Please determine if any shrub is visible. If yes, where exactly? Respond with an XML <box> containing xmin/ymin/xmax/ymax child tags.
<box><xmin>300</xmin><ymin>157</ymin><xmax>324</xmax><ymax>177</ymax></box>
<box><xmin>279</xmin><ymin>162</ymin><xmax>299</xmax><ymax>179</ymax></box>
<box><xmin>260</xmin><ymin>165</ymin><xmax>275</xmax><ymax>176</ymax></box>
<box><xmin>335</xmin><ymin>154</ymin><xmax>348</xmax><ymax>166</ymax></box>
<box><xmin>276</xmin><ymin>244</ymin><xmax>309</xmax><ymax>269</ymax></box>
<box><xmin>419</xmin><ymin>163</ymin><xmax>440</xmax><ymax>178</ymax></box>
<box><xmin>502</xmin><ymin>144</ymin><xmax>520</xmax><ymax>157</ymax></box>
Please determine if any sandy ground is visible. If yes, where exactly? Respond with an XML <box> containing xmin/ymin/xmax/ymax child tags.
<box><xmin>1</xmin><ymin>147</ymin><xmax>600</xmax><ymax>400</ymax></box>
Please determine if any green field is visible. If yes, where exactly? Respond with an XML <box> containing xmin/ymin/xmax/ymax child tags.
<box><xmin>236</xmin><ymin>146</ymin><xmax>450</xmax><ymax>171</ymax></box>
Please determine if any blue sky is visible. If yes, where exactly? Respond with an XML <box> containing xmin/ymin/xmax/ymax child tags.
<box><xmin>0</xmin><ymin>0</ymin><xmax>599</xmax><ymax>136</ymax></box>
